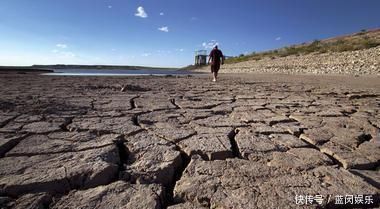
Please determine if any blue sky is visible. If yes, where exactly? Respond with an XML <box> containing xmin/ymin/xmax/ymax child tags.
<box><xmin>0</xmin><ymin>0</ymin><xmax>379</xmax><ymax>67</ymax></box>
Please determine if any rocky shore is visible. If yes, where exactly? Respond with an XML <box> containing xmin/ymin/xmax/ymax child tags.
<box><xmin>195</xmin><ymin>46</ymin><xmax>380</xmax><ymax>75</ymax></box>
<box><xmin>0</xmin><ymin>73</ymin><xmax>379</xmax><ymax>208</ymax></box>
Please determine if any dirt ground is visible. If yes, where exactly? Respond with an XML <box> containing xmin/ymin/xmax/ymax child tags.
<box><xmin>0</xmin><ymin>72</ymin><xmax>379</xmax><ymax>208</ymax></box>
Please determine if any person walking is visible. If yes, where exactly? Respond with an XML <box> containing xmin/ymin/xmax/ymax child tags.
<box><xmin>208</xmin><ymin>45</ymin><xmax>224</xmax><ymax>82</ymax></box>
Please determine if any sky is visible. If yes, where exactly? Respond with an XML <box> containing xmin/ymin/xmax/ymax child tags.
<box><xmin>0</xmin><ymin>0</ymin><xmax>379</xmax><ymax>67</ymax></box>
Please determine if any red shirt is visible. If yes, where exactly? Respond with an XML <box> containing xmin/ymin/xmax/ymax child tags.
<box><xmin>209</xmin><ymin>49</ymin><xmax>223</xmax><ymax>65</ymax></box>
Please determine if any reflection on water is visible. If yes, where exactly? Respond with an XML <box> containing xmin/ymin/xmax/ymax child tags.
<box><xmin>42</xmin><ymin>68</ymin><xmax>194</xmax><ymax>76</ymax></box>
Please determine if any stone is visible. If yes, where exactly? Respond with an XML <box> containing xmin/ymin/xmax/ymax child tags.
<box><xmin>51</xmin><ymin>181</ymin><xmax>164</xmax><ymax>209</ymax></box>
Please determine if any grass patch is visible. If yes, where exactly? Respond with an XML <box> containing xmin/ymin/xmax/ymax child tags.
<box><xmin>225</xmin><ymin>29</ymin><xmax>380</xmax><ymax>64</ymax></box>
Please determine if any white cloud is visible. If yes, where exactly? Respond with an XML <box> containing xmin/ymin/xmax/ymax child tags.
<box><xmin>61</xmin><ymin>51</ymin><xmax>76</xmax><ymax>58</ymax></box>
<box><xmin>158</xmin><ymin>26</ymin><xmax>169</xmax><ymax>32</ymax></box>
<box><xmin>159</xmin><ymin>12</ymin><xmax>164</xmax><ymax>16</ymax></box>
<box><xmin>52</xmin><ymin>49</ymin><xmax>75</xmax><ymax>57</ymax></box>
<box><xmin>275</xmin><ymin>37</ymin><xmax>282</xmax><ymax>41</ymax></box>
<box><xmin>108</xmin><ymin>5</ymin><xmax>112</xmax><ymax>9</ymax></box>
<box><xmin>202</xmin><ymin>40</ymin><xmax>219</xmax><ymax>49</ymax></box>
<box><xmin>135</xmin><ymin>6</ymin><xmax>148</xmax><ymax>18</ymax></box>
<box><xmin>56</xmin><ymin>43</ymin><xmax>67</xmax><ymax>49</ymax></box>
<box><xmin>52</xmin><ymin>44</ymin><xmax>75</xmax><ymax>58</ymax></box>
<box><xmin>157</xmin><ymin>50</ymin><xmax>172</xmax><ymax>54</ymax></box>
<box><xmin>142</xmin><ymin>53</ymin><xmax>151</xmax><ymax>57</ymax></box>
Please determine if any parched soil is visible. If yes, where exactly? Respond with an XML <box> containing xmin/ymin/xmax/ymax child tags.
<box><xmin>0</xmin><ymin>73</ymin><xmax>379</xmax><ymax>209</ymax></box>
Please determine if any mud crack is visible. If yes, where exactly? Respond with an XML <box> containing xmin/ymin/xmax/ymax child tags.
<box><xmin>228</xmin><ymin>128</ymin><xmax>242</xmax><ymax>159</ymax></box>
<box><xmin>170</xmin><ymin>98</ymin><xmax>181</xmax><ymax>109</ymax></box>
<box><xmin>113</xmin><ymin>135</ymin><xmax>129</xmax><ymax>180</ymax></box>
<box><xmin>165</xmin><ymin>145</ymin><xmax>191</xmax><ymax>208</ymax></box>
<box><xmin>130</xmin><ymin>96</ymin><xmax>139</xmax><ymax>110</ymax></box>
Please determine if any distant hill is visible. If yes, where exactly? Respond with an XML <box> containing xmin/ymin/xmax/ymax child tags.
<box><xmin>226</xmin><ymin>28</ymin><xmax>380</xmax><ymax>64</ymax></box>
<box><xmin>31</xmin><ymin>64</ymin><xmax>178</xmax><ymax>70</ymax></box>
<box><xmin>0</xmin><ymin>65</ymin><xmax>178</xmax><ymax>73</ymax></box>
<box><xmin>192</xmin><ymin>28</ymin><xmax>380</xmax><ymax>75</ymax></box>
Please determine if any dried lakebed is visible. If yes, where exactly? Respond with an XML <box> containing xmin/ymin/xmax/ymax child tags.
<box><xmin>0</xmin><ymin>73</ymin><xmax>379</xmax><ymax>209</ymax></box>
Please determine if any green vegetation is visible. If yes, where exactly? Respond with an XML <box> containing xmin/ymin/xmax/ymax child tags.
<box><xmin>226</xmin><ymin>29</ymin><xmax>380</xmax><ymax>64</ymax></box>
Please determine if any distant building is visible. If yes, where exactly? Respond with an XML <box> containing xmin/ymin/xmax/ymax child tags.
<box><xmin>195</xmin><ymin>50</ymin><xmax>230</xmax><ymax>65</ymax></box>
<box><xmin>194</xmin><ymin>50</ymin><xmax>207</xmax><ymax>66</ymax></box>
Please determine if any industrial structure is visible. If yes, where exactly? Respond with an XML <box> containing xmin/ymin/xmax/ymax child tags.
<box><xmin>194</xmin><ymin>50</ymin><xmax>207</xmax><ymax>66</ymax></box>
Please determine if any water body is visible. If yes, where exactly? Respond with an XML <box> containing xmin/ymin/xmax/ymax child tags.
<box><xmin>42</xmin><ymin>68</ymin><xmax>195</xmax><ymax>76</ymax></box>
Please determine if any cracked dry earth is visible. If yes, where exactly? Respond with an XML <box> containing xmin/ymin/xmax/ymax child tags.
<box><xmin>0</xmin><ymin>73</ymin><xmax>379</xmax><ymax>209</ymax></box>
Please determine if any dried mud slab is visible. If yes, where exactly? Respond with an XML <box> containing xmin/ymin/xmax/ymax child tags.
<box><xmin>0</xmin><ymin>133</ymin><xmax>29</xmax><ymax>156</ymax></box>
<box><xmin>178</xmin><ymin>133</ymin><xmax>233</xmax><ymax>160</ymax></box>
<box><xmin>51</xmin><ymin>181</ymin><xmax>164</xmax><ymax>209</ymax></box>
<box><xmin>268</xmin><ymin>148</ymin><xmax>334</xmax><ymax>171</ymax></box>
<box><xmin>167</xmin><ymin>202</ymin><xmax>208</xmax><ymax>209</ymax></box>
<box><xmin>122</xmin><ymin>131</ymin><xmax>183</xmax><ymax>187</ymax></box>
<box><xmin>173</xmin><ymin>157</ymin><xmax>378</xmax><ymax>209</ymax></box>
<box><xmin>0</xmin><ymin>117</ymin><xmax>68</xmax><ymax>134</ymax></box>
<box><xmin>0</xmin><ymin>192</ymin><xmax>52</xmax><ymax>209</ymax></box>
<box><xmin>0</xmin><ymin>145</ymin><xmax>119</xmax><ymax>196</ymax></box>
<box><xmin>320</xmin><ymin>140</ymin><xmax>380</xmax><ymax>169</ymax></box>
<box><xmin>68</xmin><ymin>115</ymin><xmax>142</xmax><ymax>135</ymax></box>
<box><xmin>138</xmin><ymin>110</ymin><xmax>196</xmax><ymax>143</ymax></box>
<box><xmin>0</xmin><ymin>74</ymin><xmax>379</xmax><ymax>208</ymax></box>
<box><xmin>134</xmin><ymin>94</ymin><xmax>177</xmax><ymax>111</ymax></box>
<box><xmin>5</xmin><ymin>133</ymin><xmax>121</xmax><ymax>156</ymax></box>
<box><xmin>93</xmin><ymin>95</ymin><xmax>137</xmax><ymax>111</ymax></box>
